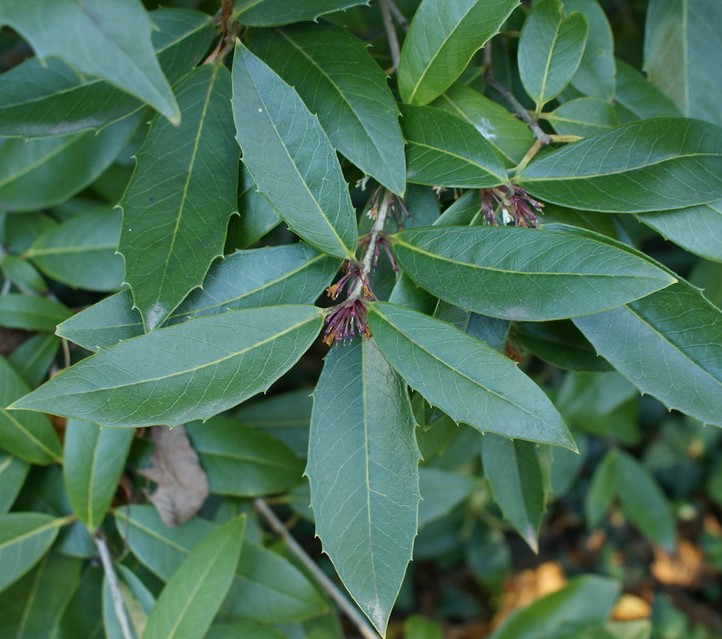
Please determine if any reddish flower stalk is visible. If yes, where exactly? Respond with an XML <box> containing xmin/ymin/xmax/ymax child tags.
<box><xmin>480</xmin><ymin>185</ymin><xmax>544</xmax><ymax>228</ymax></box>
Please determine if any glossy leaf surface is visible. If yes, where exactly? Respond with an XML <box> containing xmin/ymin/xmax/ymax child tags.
<box><xmin>308</xmin><ymin>339</ymin><xmax>420</xmax><ymax>635</ymax></box>
<box><xmin>398</xmin><ymin>0</ymin><xmax>519</xmax><ymax>105</ymax></box>
<box><xmin>368</xmin><ymin>303</ymin><xmax>575</xmax><ymax>449</ymax></box>
<box><xmin>517</xmin><ymin>118</ymin><xmax>722</xmax><ymax>212</ymax></box>
<box><xmin>233</xmin><ymin>0</ymin><xmax>367</xmax><ymax>26</ymax></box>
<box><xmin>0</xmin><ymin>0</ymin><xmax>180</xmax><ymax>123</ymax></box>
<box><xmin>232</xmin><ymin>43</ymin><xmax>357</xmax><ymax>259</ymax></box>
<box><xmin>10</xmin><ymin>306</ymin><xmax>324</xmax><ymax>428</ymax></box>
<box><xmin>391</xmin><ymin>226</ymin><xmax>674</xmax><ymax>321</ymax></box>
<box><xmin>401</xmin><ymin>105</ymin><xmax>508</xmax><ymax>188</ymax></box>
<box><xmin>119</xmin><ymin>64</ymin><xmax>238</xmax><ymax>330</ymax></box>
<box><xmin>518</xmin><ymin>0</ymin><xmax>588</xmax><ymax>109</ymax></box>
<box><xmin>252</xmin><ymin>25</ymin><xmax>405</xmax><ymax>194</ymax></box>
<box><xmin>0</xmin><ymin>453</ymin><xmax>29</xmax><ymax>514</ymax></box>
<box><xmin>63</xmin><ymin>420</ymin><xmax>134</xmax><ymax>531</ymax></box>
<box><xmin>143</xmin><ymin>515</ymin><xmax>246</xmax><ymax>639</ymax></box>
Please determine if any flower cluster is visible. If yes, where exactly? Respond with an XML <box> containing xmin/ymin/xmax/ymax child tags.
<box><xmin>323</xmin><ymin>298</ymin><xmax>371</xmax><ymax>345</ymax></box>
<box><xmin>481</xmin><ymin>185</ymin><xmax>544</xmax><ymax>228</ymax></box>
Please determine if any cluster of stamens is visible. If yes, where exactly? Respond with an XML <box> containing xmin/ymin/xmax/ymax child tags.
<box><xmin>323</xmin><ymin>298</ymin><xmax>371</xmax><ymax>345</ymax></box>
<box><xmin>481</xmin><ymin>185</ymin><xmax>544</xmax><ymax>228</ymax></box>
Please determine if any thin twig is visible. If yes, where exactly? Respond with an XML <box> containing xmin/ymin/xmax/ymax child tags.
<box><xmin>379</xmin><ymin>0</ymin><xmax>401</xmax><ymax>72</ymax></box>
<box><xmin>253</xmin><ymin>499</ymin><xmax>381</xmax><ymax>639</ymax></box>
<box><xmin>349</xmin><ymin>191</ymin><xmax>394</xmax><ymax>301</ymax></box>
<box><xmin>95</xmin><ymin>534</ymin><xmax>134</xmax><ymax>639</ymax></box>
<box><xmin>386</xmin><ymin>0</ymin><xmax>409</xmax><ymax>31</ymax></box>
<box><xmin>483</xmin><ymin>46</ymin><xmax>551</xmax><ymax>146</ymax></box>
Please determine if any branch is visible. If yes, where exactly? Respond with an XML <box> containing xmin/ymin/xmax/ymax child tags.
<box><xmin>253</xmin><ymin>499</ymin><xmax>381</xmax><ymax>639</ymax></box>
<box><xmin>349</xmin><ymin>190</ymin><xmax>394</xmax><ymax>301</ymax></box>
<box><xmin>379</xmin><ymin>0</ymin><xmax>401</xmax><ymax>72</ymax></box>
<box><xmin>95</xmin><ymin>534</ymin><xmax>134</xmax><ymax>639</ymax></box>
<box><xmin>386</xmin><ymin>0</ymin><xmax>409</xmax><ymax>31</ymax></box>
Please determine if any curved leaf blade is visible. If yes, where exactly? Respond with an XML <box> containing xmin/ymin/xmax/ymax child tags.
<box><xmin>10</xmin><ymin>305</ymin><xmax>324</xmax><ymax>428</ymax></box>
<box><xmin>518</xmin><ymin>0</ymin><xmax>588</xmax><ymax>109</ymax></box>
<box><xmin>63</xmin><ymin>420</ymin><xmax>134</xmax><ymax>532</ymax></box>
<box><xmin>116</xmin><ymin>506</ymin><xmax>327</xmax><ymax>623</ymax></box>
<box><xmin>232</xmin><ymin>42</ymin><xmax>357</xmax><ymax>259</ymax></box>
<box><xmin>0</xmin><ymin>358</ymin><xmax>62</xmax><ymax>466</ymax></box>
<box><xmin>574</xmin><ymin>278</ymin><xmax>722</xmax><ymax>427</ymax></box>
<box><xmin>368</xmin><ymin>302</ymin><xmax>575</xmax><ymax>449</ymax></box>
<box><xmin>0</xmin><ymin>513</ymin><xmax>66</xmax><ymax>592</ymax></box>
<box><xmin>0</xmin><ymin>116</ymin><xmax>138</xmax><ymax>212</ymax></box>
<box><xmin>0</xmin><ymin>295</ymin><xmax>71</xmax><ymax>332</ymax></box>
<box><xmin>398</xmin><ymin>0</ymin><xmax>519</xmax><ymax>105</ymax></box>
<box><xmin>391</xmin><ymin>226</ymin><xmax>674</xmax><ymax>321</ymax></box>
<box><xmin>143</xmin><ymin>515</ymin><xmax>246</xmax><ymax>639</ymax></box>
<box><xmin>252</xmin><ymin>25</ymin><xmax>406</xmax><ymax>194</ymax></box>
<box><xmin>57</xmin><ymin>244</ymin><xmax>337</xmax><ymax>350</ymax></box>
<box><xmin>402</xmin><ymin>105</ymin><xmax>508</xmax><ymax>188</ymax></box>
<box><xmin>308</xmin><ymin>339</ymin><xmax>420</xmax><ymax>635</ymax></box>
<box><xmin>516</xmin><ymin>118</ymin><xmax>722</xmax><ymax>212</ymax></box>
<box><xmin>545</xmin><ymin>97</ymin><xmax>618</xmax><ymax>137</ymax></box>
<box><xmin>0</xmin><ymin>9</ymin><xmax>213</xmax><ymax>138</ymax></box>
<box><xmin>119</xmin><ymin>64</ymin><xmax>238</xmax><ymax>330</ymax></box>
<box><xmin>233</xmin><ymin>0</ymin><xmax>367</xmax><ymax>26</ymax></box>
<box><xmin>0</xmin><ymin>0</ymin><xmax>180</xmax><ymax>122</ymax></box>
<box><xmin>0</xmin><ymin>453</ymin><xmax>29</xmax><ymax>514</ymax></box>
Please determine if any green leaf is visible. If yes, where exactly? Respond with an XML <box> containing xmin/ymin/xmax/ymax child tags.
<box><xmin>573</xmin><ymin>278</ymin><xmax>722</xmax><ymax>427</ymax></box>
<box><xmin>10</xmin><ymin>305</ymin><xmax>324</xmax><ymax>428</ymax></box>
<box><xmin>55</xmin><ymin>565</ymin><xmax>103</xmax><ymax>638</ymax></box>
<box><xmin>186</xmin><ymin>417</ymin><xmax>304</xmax><ymax>496</ymax></box>
<box><xmin>584</xmin><ymin>448</ymin><xmax>618</xmax><ymax>527</ymax></box>
<box><xmin>103</xmin><ymin>565</ymin><xmax>154</xmax><ymax>639</ymax></box>
<box><xmin>0</xmin><ymin>452</ymin><xmax>29</xmax><ymax>513</ymax></box>
<box><xmin>231</xmin><ymin>42</ymin><xmax>357</xmax><ymax>260</ymax></box>
<box><xmin>639</xmin><ymin>200</ymin><xmax>722</xmax><ymax>263</ymax></box>
<box><xmin>545</xmin><ymin>97</ymin><xmax>618</xmax><ymax>137</ymax></box>
<box><xmin>401</xmin><ymin>105</ymin><xmax>508</xmax><ymax>188</ymax></box>
<box><xmin>308</xmin><ymin>339</ymin><xmax>420</xmax><ymax>635</ymax></box>
<box><xmin>516</xmin><ymin>118</ymin><xmax>722</xmax><ymax>213</ymax></box>
<box><xmin>0</xmin><ymin>294</ymin><xmax>71</xmax><ymax>332</ymax></box>
<box><xmin>644</xmin><ymin>0</ymin><xmax>722</xmax><ymax>126</ymax></box>
<box><xmin>432</xmin><ymin>84</ymin><xmax>535</xmax><ymax>165</ymax></box>
<box><xmin>614</xmin><ymin>60</ymin><xmax>680</xmax><ymax>120</ymax></box>
<box><xmin>515</xmin><ymin>320</ymin><xmax>611</xmax><ymax>372</ymax></box>
<box><xmin>616</xmin><ymin>450</ymin><xmax>676</xmax><ymax>550</ymax></box>
<box><xmin>561</xmin><ymin>0</ymin><xmax>616</xmax><ymax>99</ymax></box>
<box><xmin>398</xmin><ymin>0</ymin><xmax>519</xmax><ymax>105</ymax></box>
<box><xmin>0</xmin><ymin>357</ymin><xmax>62</xmax><ymax>465</ymax></box>
<box><xmin>120</xmin><ymin>64</ymin><xmax>238</xmax><ymax>330</ymax></box>
<box><xmin>404</xmin><ymin>615</ymin><xmax>444</xmax><ymax>639</ymax></box>
<box><xmin>481</xmin><ymin>434</ymin><xmax>548</xmax><ymax>552</ymax></box>
<box><xmin>63</xmin><ymin>420</ymin><xmax>134</xmax><ymax>532</ymax></box>
<box><xmin>233</xmin><ymin>0</ymin><xmax>367</xmax><ymax>26</ymax></box>
<box><xmin>206</xmin><ymin>623</ymin><xmax>285</xmax><ymax>639</ymax></box>
<box><xmin>0</xmin><ymin>115</ymin><xmax>138</xmax><ymax>212</ymax></box>
<box><xmin>367</xmin><ymin>302</ymin><xmax>575</xmax><ymax>449</ymax></box>
<box><xmin>252</xmin><ymin>25</ymin><xmax>405</xmax><ymax>195</ymax></box>
<box><xmin>56</xmin><ymin>292</ymin><xmax>142</xmax><ymax>352</ymax></box>
<box><xmin>0</xmin><ymin>513</ymin><xmax>67</xmax><ymax>592</ymax></box>
<box><xmin>0</xmin><ymin>255</ymin><xmax>47</xmax><ymax>295</ymax></box>
<box><xmin>143</xmin><ymin>515</ymin><xmax>246</xmax><ymax>639</ymax></box>
<box><xmin>0</xmin><ymin>9</ymin><xmax>213</xmax><ymax>138</ymax></box>
<box><xmin>26</xmin><ymin>209</ymin><xmax>123</xmax><ymax>292</ymax></box>
<box><xmin>0</xmin><ymin>553</ymin><xmax>82</xmax><ymax>638</ymax></box>
<box><xmin>116</xmin><ymin>506</ymin><xmax>327</xmax><ymax>623</ymax></box>
<box><xmin>489</xmin><ymin>575</ymin><xmax>621</xmax><ymax>639</ymax></box>
<box><xmin>235</xmin><ymin>168</ymin><xmax>281</xmax><ymax>248</ymax></box>
<box><xmin>57</xmin><ymin>244</ymin><xmax>337</xmax><ymax>350</ymax></box>
<box><xmin>391</xmin><ymin>226</ymin><xmax>674</xmax><ymax>321</ymax></box>
<box><xmin>0</xmin><ymin>0</ymin><xmax>180</xmax><ymax>123</ymax></box>
<box><xmin>418</xmin><ymin>468</ymin><xmax>475</xmax><ymax>528</ymax></box>
<box><xmin>518</xmin><ymin>0</ymin><xmax>588</xmax><ymax>109</ymax></box>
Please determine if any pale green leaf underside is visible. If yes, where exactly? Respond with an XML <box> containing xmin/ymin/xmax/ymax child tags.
<box><xmin>308</xmin><ymin>339</ymin><xmax>420</xmax><ymax>635</ymax></box>
<box><xmin>0</xmin><ymin>0</ymin><xmax>179</xmax><ymax>122</ymax></box>
<box><xmin>392</xmin><ymin>226</ymin><xmax>674</xmax><ymax>321</ymax></box>
<box><xmin>517</xmin><ymin>118</ymin><xmax>722</xmax><ymax>212</ymax></box>
<box><xmin>10</xmin><ymin>305</ymin><xmax>324</xmax><ymax>428</ymax></box>
<box><xmin>232</xmin><ymin>43</ymin><xmax>357</xmax><ymax>259</ymax></box>
<box><xmin>368</xmin><ymin>302</ymin><xmax>575</xmax><ymax>449</ymax></box>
